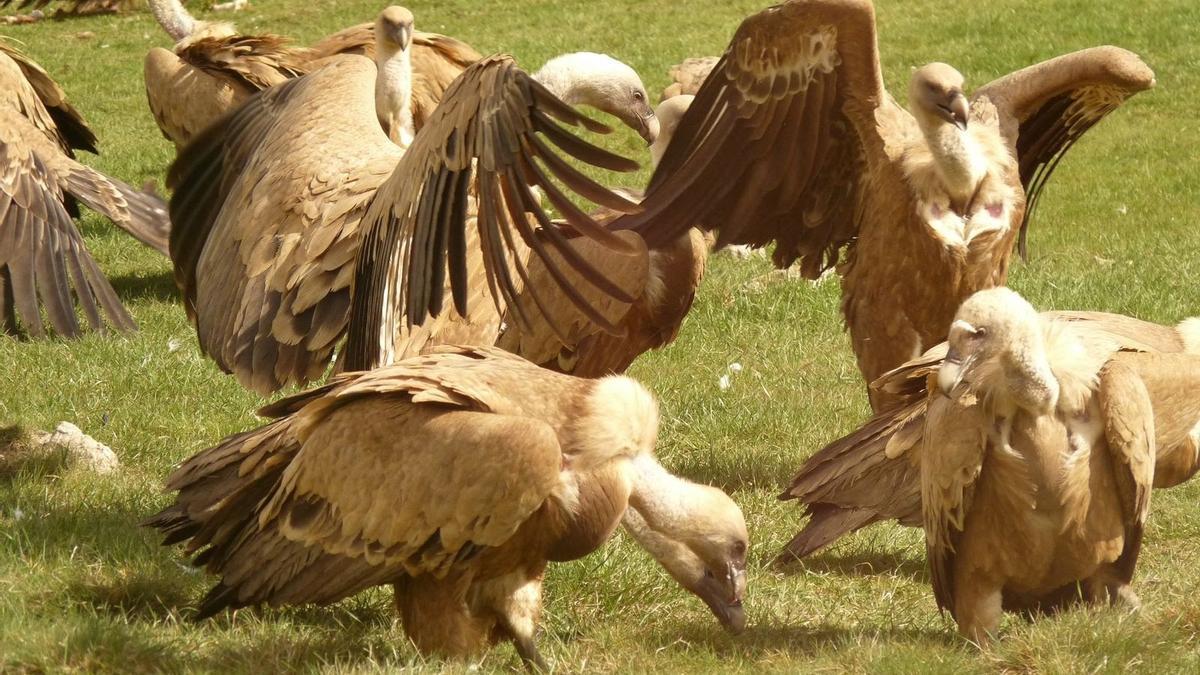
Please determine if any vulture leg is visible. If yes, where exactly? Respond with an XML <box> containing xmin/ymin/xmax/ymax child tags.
<box><xmin>511</xmin><ymin>633</ymin><xmax>548</xmax><ymax>674</ymax></box>
<box><xmin>954</xmin><ymin>575</ymin><xmax>1002</xmax><ymax>646</ymax></box>
<box><xmin>1083</xmin><ymin>567</ymin><xmax>1142</xmax><ymax>611</ymax></box>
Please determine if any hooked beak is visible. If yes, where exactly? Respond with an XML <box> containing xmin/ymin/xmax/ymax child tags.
<box><xmin>693</xmin><ymin>562</ymin><xmax>746</xmax><ymax>634</ymax></box>
<box><xmin>397</xmin><ymin>24</ymin><xmax>413</xmax><ymax>50</ymax></box>
<box><xmin>637</xmin><ymin>109</ymin><xmax>660</xmax><ymax>146</ymax></box>
<box><xmin>937</xmin><ymin>91</ymin><xmax>969</xmax><ymax>131</ymax></box>
<box><xmin>938</xmin><ymin>348</ymin><xmax>971</xmax><ymax>398</ymax></box>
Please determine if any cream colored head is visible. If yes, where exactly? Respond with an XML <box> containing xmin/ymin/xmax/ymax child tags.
<box><xmin>650</xmin><ymin>94</ymin><xmax>694</xmax><ymax>168</ymax></box>
<box><xmin>533</xmin><ymin>52</ymin><xmax>659</xmax><ymax>145</ymax></box>
<box><xmin>909</xmin><ymin>62</ymin><xmax>969</xmax><ymax>131</ymax></box>
<box><xmin>376</xmin><ymin>6</ymin><xmax>414</xmax><ymax>52</ymax></box>
<box><xmin>623</xmin><ymin>456</ymin><xmax>749</xmax><ymax>634</ymax></box>
<box><xmin>938</xmin><ymin>288</ymin><xmax>1058</xmax><ymax>413</ymax></box>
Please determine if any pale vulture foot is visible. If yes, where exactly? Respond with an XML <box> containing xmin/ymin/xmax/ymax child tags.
<box><xmin>1107</xmin><ymin>584</ymin><xmax>1142</xmax><ymax>612</ymax></box>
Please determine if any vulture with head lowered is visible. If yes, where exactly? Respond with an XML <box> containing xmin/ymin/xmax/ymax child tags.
<box><xmin>0</xmin><ymin>41</ymin><xmax>169</xmax><ymax>338</ymax></box>
<box><xmin>146</xmin><ymin>345</ymin><xmax>749</xmax><ymax>669</ymax></box>
<box><xmin>168</xmin><ymin>5</ymin><xmax>662</xmax><ymax>394</ymax></box>
<box><xmin>379</xmin><ymin>0</ymin><xmax>1153</xmax><ymax>414</ymax></box>
<box><xmin>779</xmin><ymin>300</ymin><xmax>1200</xmax><ymax>561</ymax></box>
<box><xmin>919</xmin><ymin>288</ymin><xmax>1163</xmax><ymax>642</ymax></box>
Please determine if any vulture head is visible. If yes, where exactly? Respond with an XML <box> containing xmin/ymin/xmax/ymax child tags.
<box><xmin>376</xmin><ymin>5</ymin><xmax>415</xmax><ymax>52</ymax></box>
<box><xmin>938</xmin><ymin>288</ymin><xmax>1059</xmax><ymax>414</ymax></box>
<box><xmin>910</xmin><ymin>62</ymin><xmax>969</xmax><ymax>131</ymax></box>
<box><xmin>534</xmin><ymin>52</ymin><xmax>660</xmax><ymax>145</ymax></box>
<box><xmin>624</xmin><ymin>458</ymin><xmax>749</xmax><ymax>635</ymax></box>
<box><xmin>650</xmin><ymin>94</ymin><xmax>695</xmax><ymax>168</ymax></box>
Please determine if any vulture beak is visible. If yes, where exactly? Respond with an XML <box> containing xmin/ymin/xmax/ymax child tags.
<box><xmin>395</xmin><ymin>24</ymin><xmax>413</xmax><ymax>50</ymax></box>
<box><xmin>694</xmin><ymin>562</ymin><xmax>747</xmax><ymax>634</ymax></box>
<box><xmin>636</xmin><ymin>108</ymin><xmax>660</xmax><ymax>146</ymax></box>
<box><xmin>938</xmin><ymin>347</ymin><xmax>978</xmax><ymax>400</ymax></box>
<box><xmin>938</xmin><ymin>91</ymin><xmax>969</xmax><ymax>131</ymax></box>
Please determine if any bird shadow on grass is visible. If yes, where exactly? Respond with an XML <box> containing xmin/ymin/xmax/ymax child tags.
<box><xmin>775</xmin><ymin>548</ymin><xmax>928</xmax><ymax>583</ymax></box>
<box><xmin>109</xmin><ymin>269</ymin><xmax>179</xmax><ymax>304</ymax></box>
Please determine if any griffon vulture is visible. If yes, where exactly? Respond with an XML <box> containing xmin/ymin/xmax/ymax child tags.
<box><xmin>779</xmin><ymin>301</ymin><xmax>1200</xmax><ymax>561</ymax></box>
<box><xmin>379</xmin><ymin>0</ymin><xmax>1153</xmax><ymax>414</ymax></box>
<box><xmin>0</xmin><ymin>0</ymin><xmax>127</xmax><ymax>17</ymax></box>
<box><xmin>920</xmin><ymin>288</ymin><xmax>1158</xmax><ymax>642</ymax></box>
<box><xmin>0</xmin><ymin>41</ymin><xmax>170</xmax><ymax>337</ymax></box>
<box><xmin>146</xmin><ymin>345</ymin><xmax>749</xmax><ymax>669</ymax></box>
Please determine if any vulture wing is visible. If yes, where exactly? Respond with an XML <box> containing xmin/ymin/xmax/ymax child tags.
<box><xmin>921</xmin><ymin>395</ymin><xmax>988</xmax><ymax>615</ymax></box>
<box><xmin>1096</xmin><ymin>356</ymin><xmax>1156</xmax><ymax>582</ymax></box>
<box><xmin>0</xmin><ymin>114</ymin><xmax>135</xmax><ymax>337</ymax></box>
<box><xmin>168</xmin><ymin>55</ymin><xmax>403</xmax><ymax>394</ymax></box>
<box><xmin>971</xmin><ymin>47</ymin><xmax>1155</xmax><ymax>255</ymax></box>
<box><xmin>146</xmin><ymin>346</ymin><xmax>564</xmax><ymax>616</ymax></box>
<box><xmin>144</xmin><ymin>34</ymin><xmax>309</xmax><ymax>148</ymax></box>
<box><xmin>343</xmin><ymin>55</ymin><xmax>642</xmax><ymax>371</ymax></box>
<box><xmin>0</xmin><ymin>41</ymin><xmax>97</xmax><ymax>155</ymax></box>
<box><xmin>611</xmin><ymin>0</ymin><xmax>891</xmax><ymax>276</ymax></box>
<box><xmin>1105</xmin><ymin>352</ymin><xmax>1200</xmax><ymax>489</ymax></box>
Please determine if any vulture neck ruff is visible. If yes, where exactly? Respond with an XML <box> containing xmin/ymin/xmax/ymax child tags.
<box><xmin>375</xmin><ymin>39</ymin><xmax>415</xmax><ymax>147</ymax></box>
<box><xmin>150</xmin><ymin>0</ymin><xmax>196</xmax><ymax>43</ymax></box>
<box><xmin>920</xmin><ymin>117</ymin><xmax>988</xmax><ymax>207</ymax></box>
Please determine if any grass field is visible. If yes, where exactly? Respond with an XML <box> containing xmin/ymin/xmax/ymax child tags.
<box><xmin>2</xmin><ymin>0</ymin><xmax>1200</xmax><ymax>672</ymax></box>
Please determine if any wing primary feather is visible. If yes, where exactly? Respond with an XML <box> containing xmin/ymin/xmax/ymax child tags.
<box><xmin>532</xmin><ymin>110</ymin><xmax>640</xmax><ymax>173</ymax></box>
<box><xmin>447</xmin><ymin>169</ymin><xmax>471</xmax><ymax>317</ymax></box>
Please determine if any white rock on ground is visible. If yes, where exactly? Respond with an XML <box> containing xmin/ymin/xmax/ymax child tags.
<box><xmin>28</xmin><ymin>422</ymin><xmax>120</xmax><ymax>474</ymax></box>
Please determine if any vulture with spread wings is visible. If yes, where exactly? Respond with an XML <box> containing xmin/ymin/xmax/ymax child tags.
<box><xmin>0</xmin><ymin>41</ymin><xmax>169</xmax><ymax>338</ymax></box>
<box><xmin>168</xmin><ymin>6</ymin><xmax>654</xmax><ymax>393</ymax></box>
<box><xmin>375</xmin><ymin>0</ymin><xmax>1153</xmax><ymax>410</ymax></box>
<box><xmin>779</xmin><ymin>307</ymin><xmax>1200</xmax><ymax>562</ymax></box>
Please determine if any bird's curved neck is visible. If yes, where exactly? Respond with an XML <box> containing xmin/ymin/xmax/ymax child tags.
<box><xmin>532</xmin><ymin>54</ymin><xmax>602</xmax><ymax>107</ymax></box>
<box><xmin>376</xmin><ymin>45</ymin><xmax>414</xmax><ymax>147</ymax></box>
<box><xmin>621</xmin><ymin>454</ymin><xmax>696</xmax><ymax>554</ymax></box>
<box><xmin>149</xmin><ymin>0</ymin><xmax>197</xmax><ymax>42</ymax></box>
<box><xmin>920</xmin><ymin>119</ymin><xmax>988</xmax><ymax>204</ymax></box>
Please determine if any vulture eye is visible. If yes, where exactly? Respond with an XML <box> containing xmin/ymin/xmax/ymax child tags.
<box><xmin>732</xmin><ymin>541</ymin><xmax>747</xmax><ymax>557</ymax></box>
<box><xmin>971</xmin><ymin>327</ymin><xmax>988</xmax><ymax>339</ymax></box>
<box><xmin>633</xmin><ymin>90</ymin><xmax>644</xmax><ymax>101</ymax></box>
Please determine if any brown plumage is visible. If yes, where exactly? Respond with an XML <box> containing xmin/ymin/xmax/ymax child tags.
<box><xmin>394</xmin><ymin>1</ymin><xmax>1154</xmax><ymax>412</ymax></box>
<box><xmin>0</xmin><ymin>0</ymin><xmax>129</xmax><ymax>16</ymax></box>
<box><xmin>659</xmin><ymin>56</ymin><xmax>717</xmax><ymax>100</ymax></box>
<box><xmin>920</xmin><ymin>288</ymin><xmax>1154</xmax><ymax>642</ymax></box>
<box><xmin>307</xmin><ymin>22</ymin><xmax>482</xmax><ymax>131</ymax></box>
<box><xmin>351</xmin><ymin>95</ymin><xmax>703</xmax><ymax>380</ymax></box>
<box><xmin>143</xmin><ymin>0</ymin><xmax>311</xmax><ymax>148</ymax></box>
<box><xmin>169</xmin><ymin>5</ymin><xmax>644</xmax><ymax>394</ymax></box>
<box><xmin>145</xmin><ymin>345</ymin><xmax>749</xmax><ymax>668</ymax></box>
<box><xmin>780</xmin><ymin>305</ymin><xmax>1200</xmax><ymax>562</ymax></box>
<box><xmin>0</xmin><ymin>41</ymin><xmax>169</xmax><ymax>337</ymax></box>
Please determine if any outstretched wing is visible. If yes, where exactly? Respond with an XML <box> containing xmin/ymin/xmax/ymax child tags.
<box><xmin>0</xmin><ymin>115</ymin><xmax>135</xmax><ymax>337</ymax></box>
<box><xmin>0</xmin><ymin>41</ymin><xmax>97</xmax><ymax>155</ymax></box>
<box><xmin>612</xmin><ymin>0</ymin><xmax>891</xmax><ymax>276</ymax></box>
<box><xmin>343</xmin><ymin>55</ymin><xmax>642</xmax><ymax>371</ymax></box>
<box><xmin>168</xmin><ymin>56</ymin><xmax>403</xmax><ymax>394</ymax></box>
<box><xmin>971</xmin><ymin>47</ymin><xmax>1155</xmax><ymax>255</ymax></box>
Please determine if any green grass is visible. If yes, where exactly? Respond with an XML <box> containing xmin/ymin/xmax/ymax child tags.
<box><xmin>2</xmin><ymin>0</ymin><xmax>1200</xmax><ymax>671</ymax></box>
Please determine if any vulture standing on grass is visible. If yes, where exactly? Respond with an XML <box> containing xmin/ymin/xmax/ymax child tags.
<box><xmin>0</xmin><ymin>0</ymin><xmax>128</xmax><ymax>18</ymax></box>
<box><xmin>381</xmin><ymin>0</ymin><xmax>1155</xmax><ymax>413</ymax></box>
<box><xmin>779</xmin><ymin>303</ymin><xmax>1200</xmax><ymax>561</ymax></box>
<box><xmin>168</xmin><ymin>5</ymin><xmax>660</xmax><ymax>394</ymax></box>
<box><xmin>147</xmin><ymin>346</ymin><xmax>749</xmax><ymax>669</ymax></box>
<box><xmin>0</xmin><ymin>41</ymin><xmax>170</xmax><ymax>337</ymax></box>
<box><xmin>917</xmin><ymin>288</ymin><xmax>1160</xmax><ymax>642</ymax></box>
